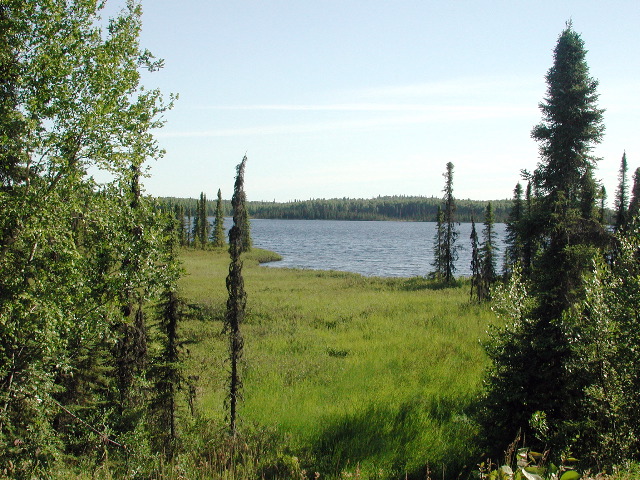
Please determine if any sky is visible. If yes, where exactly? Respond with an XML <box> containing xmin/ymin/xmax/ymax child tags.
<box><xmin>105</xmin><ymin>1</ymin><xmax>640</xmax><ymax>203</ymax></box>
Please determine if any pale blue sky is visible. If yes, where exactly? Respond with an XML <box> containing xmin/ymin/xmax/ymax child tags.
<box><xmin>110</xmin><ymin>1</ymin><xmax>640</xmax><ymax>203</ymax></box>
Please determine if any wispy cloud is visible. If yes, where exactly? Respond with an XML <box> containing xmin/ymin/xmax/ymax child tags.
<box><xmin>199</xmin><ymin>103</ymin><xmax>454</xmax><ymax>112</ymax></box>
<box><xmin>354</xmin><ymin>76</ymin><xmax>543</xmax><ymax>100</ymax></box>
<box><xmin>158</xmin><ymin>104</ymin><xmax>534</xmax><ymax>138</ymax></box>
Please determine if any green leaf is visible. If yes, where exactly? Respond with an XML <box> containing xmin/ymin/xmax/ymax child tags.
<box><xmin>520</xmin><ymin>469</ymin><xmax>544</xmax><ymax>480</ymax></box>
<box><xmin>524</xmin><ymin>466</ymin><xmax>545</xmax><ymax>475</ymax></box>
<box><xmin>559</xmin><ymin>471</ymin><xmax>581</xmax><ymax>480</ymax></box>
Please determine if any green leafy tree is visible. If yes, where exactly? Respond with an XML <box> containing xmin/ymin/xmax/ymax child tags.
<box><xmin>213</xmin><ymin>188</ymin><xmax>226</xmax><ymax>247</ymax></box>
<box><xmin>0</xmin><ymin>1</ymin><xmax>172</xmax><ymax>475</ymax></box>
<box><xmin>481</xmin><ymin>23</ymin><xmax>608</xmax><ymax>457</ymax></box>
<box><xmin>225</xmin><ymin>156</ymin><xmax>248</xmax><ymax>435</ymax></box>
<box><xmin>559</xmin><ymin>222</ymin><xmax>640</xmax><ymax>467</ymax></box>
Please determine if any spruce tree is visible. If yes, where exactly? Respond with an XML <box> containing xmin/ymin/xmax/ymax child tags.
<box><xmin>442</xmin><ymin>162</ymin><xmax>458</xmax><ymax>284</ymax></box>
<box><xmin>503</xmin><ymin>183</ymin><xmax>524</xmax><ymax>277</ymax></box>
<box><xmin>149</xmin><ymin>210</ymin><xmax>187</xmax><ymax>460</ymax></box>
<box><xmin>482</xmin><ymin>23</ymin><xmax>608</xmax><ymax>456</ymax></box>
<box><xmin>194</xmin><ymin>192</ymin><xmax>210</xmax><ymax>248</ymax></box>
<box><xmin>614</xmin><ymin>151</ymin><xmax>629</xmax><ymax>231</ymax></box>
<box><xmin>599</xmin><ymin>185</ymin><xmax>608</xmax><ymax>224</ymax></box>
<box><xmin>479</xmin><ymin>202</ymin><xmax>497</xmax><ymax>301</ymax></box>
<box><xmin>430</xmin><ymin>205</ymin><xmax>444</xmax><ymax>280</ymax></box>
<box><xmin>522</xmin><ymin>181</ymin><xmax>537</xmax><ymax>276</ymax></box>
<box><xmin>225</xmin><ymin>156</ymin><xmax>248</xmax><ymax>435</ymax></box>
<box><xmin>239</xmin><ymin>197</ymin><xmax>252</xmax><ymax>253</ymax></box>
<box><xmin>112</xmin><ymin>162</ymin><xmax>149</xmax><ymax>429</ymax></box>
<box><xmin>469</xmin><ymin>217</ymin><xmax>481</xmax><ymax>302</ymax></box>
<box><xmin>580</xmin><ymin>164</ymin><xmax>598</xmax><ymax>220</ymax></box>
<box><xmin>629</xmin><ymin>167</ymin><xmax>640</xmax><ymax>221</ymax></box>
<box><xmin>213</xmin><ymin>188</ymin><xmax>226</xmax><ymax>247</ymax></box>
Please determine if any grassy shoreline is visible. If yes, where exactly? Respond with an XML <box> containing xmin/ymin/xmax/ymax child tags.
<box><xmin>178</xmin><ymin>247</ymin><xmax>498</xmax><ymax>479</ymax></box>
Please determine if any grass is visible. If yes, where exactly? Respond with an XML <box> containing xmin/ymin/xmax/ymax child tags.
<box><xmin>178</xmin><ymin>247</ymin><xmax>498</xmax><ymax>479</ymax></box>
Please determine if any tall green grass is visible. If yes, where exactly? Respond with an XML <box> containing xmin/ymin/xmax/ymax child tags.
<box><xmin>178</xmin><ymin>248</ymin><xmax>497</xmax><ymax>479</ymax></box>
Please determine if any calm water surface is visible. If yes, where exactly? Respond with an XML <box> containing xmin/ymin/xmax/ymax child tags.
<box><xmin>247</xmin><ymin>219</ymin><xmax>506</xmax><ymax>278</ymax></box>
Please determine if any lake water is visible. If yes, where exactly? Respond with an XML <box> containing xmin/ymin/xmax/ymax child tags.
<box><xmin>245</xmin><ymin>219</ymin><xmax>506</xmax><ymax>278</ymax></box>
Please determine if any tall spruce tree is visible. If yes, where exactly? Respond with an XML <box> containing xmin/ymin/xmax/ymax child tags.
<box><xmin>614</xmin><ymin>151</ymin><xmax>629</xmax><ymax>231</ymax></box>
<box><xmin>503</xmin><ymin>183</ymin><xmax>524</xmax><ymax>277</ymax></box>
<box><xmin>150</xmin><ymin>209</ymin><xmax>185</xmax><ymax>459</ymax></box>
<box><xmin>580</xmin><ymin>164</ymin><xmax>598</xmax><ymax>220</ymax></box>
<box><xmin>479</xmin><ymin>202</ymin><xmax>497</xmax><ymax>301</ymax></box>
<box><xmin>469</xmin><ymin>218</ymin><xmax>481</xmax><ymax>302</ymax></box>
<box><xmin>430</xmin><ymin>205</ymin><xmax>445</xmax><ymax>280</ymax></box>
<box><xmin>113</xmin><ymin>162</ymin><xmax>149</xmax><ymax>422</ymax></box>
<box><xmin>442</xmin><ymin>162</ymin><xmax>458</xmax><ymax>284</ymax></box>
<box><xmin>599</xmin><ymin>185</ymin><xmax>608</xmax><ymax>224</ymax></box>
<box><xmin>193</xmin><ymin>192</ymin><xmax>209</xmax><ymax>248</ymax></box>
<box><xmin>629</xmin><ymin>167</ymin><xmax>640</xmax><ymax>221</ymax></box>
<box><xmin>481</xmin><ymin>23</ymin><xmax>607</xmax><ymax>457</ymax></box>
<box><xmin>213</xmin><ymin>188</ymin><xmax>226</xmax><ymax>247</ymax></box>
<box><xmin>225</xmin><ymin>156</ymin><xmax>248</xmax><ymax>436</ymax></box>
<box><xmin>521</xmin><ymin>181</ymin><xmax>535</xmax><ymax>275</ymax></box>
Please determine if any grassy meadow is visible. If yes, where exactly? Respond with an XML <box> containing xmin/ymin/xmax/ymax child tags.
<box><xmin>178</xmin><ymin>247</ymin><xmax>499</xmax><ymax>479</ymax></box>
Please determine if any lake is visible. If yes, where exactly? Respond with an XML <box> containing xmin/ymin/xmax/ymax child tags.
<box><xmin>245</xmin><ymin>219</ymin><xmax>507</xmax><ymax>278</ymax></box>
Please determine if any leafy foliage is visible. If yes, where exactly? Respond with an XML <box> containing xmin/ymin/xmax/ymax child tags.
<box><xmin>0</xmin><ymin>1</ymin><xmax>175</xmax><ymax>475</ymax></box>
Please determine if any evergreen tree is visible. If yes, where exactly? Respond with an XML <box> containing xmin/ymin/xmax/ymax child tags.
<box><xmin>213</xmin><ymin>188</ymin><xmax>226</xmax><ymax>247</ymax></box>
<box><xmin>225</xmin><ymin>156</ymin><xmax>248</xmax><ymax>435</ymax></box>
<box><xmin>580</xmin><ymin>164</ymin><xmax>598</xmax><ymax>220</ymax></box>
<box><xmin>520</xmin><ymin>181</ymin><xmax>536</xmax><ymax>276</ymax></box>
<box><xmin>614</xmin><ymin>151</ymin><xmax>629</xmax><ymax>231</ymax></box>
<box><xmin>185</xmin><ymin>207</ymin><xmax>193</xmax><ymax>245</ymax></box>
<box><xmin>629</xmin><ymin>167</ymin><xmax>640</xmax><ymax>221</ymax></box>
<box><xmin>239</xmin><ymin>193</ymin><xmax>252</xmax><ymax>253</ymax></box>
<box><xmin>479</xmin><ymin>202</ymin><xmax>497</xmax><ymax>301</ymax></box>
<box><xmin>175</xmin><ymin>204</ymin><xmax>188</xmax><ymax>246</ymax></box>
<box><xmin>149</xmin><ymin>211</ymin><xmax>185</xmax><ymax>459</ymax></box>
<box><xmin>599</xmin><ymin>185</ymin><xmax>608</xmax><ymax>224</ymax></box>
<box><xmin>442</xmin><ymin>162</ymin><xmax>458</xmax><ymax>284</ymax></box>
<box><xmin>469</xmin><ymin>217</ymin><xmax>481</xmax><ymax>302</ymax></box>
<box><xmin>481</xmin><ymin>23</ymin><xmax>608</xmax><ymax>456</ymax></box>
<box><xmin>193</xmin><ymin>192</ymin><xmax>209</xmax><ymax>248</ymax></box>
<box><xmin>112</xmin><ymin>162</ymin><xmax>149</xmax><ymax>423</ymax></box>
<box><xmin>430</xmin><ymin>205</ymin><xmax>444</xmax><ymax>280</ymax></box>
<box><xmin>503</xmin><ymin>183</ymin><xmax>524</xmax><ymax>277</ymax></box>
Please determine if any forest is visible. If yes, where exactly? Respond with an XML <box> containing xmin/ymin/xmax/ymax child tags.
<box><xmin>160</xmin><ymin>195</ymin><xmax>517</xmax><ymax>223</ymax></box>
<box><xmin>1</xmin><ymin>2</ymin><xmax>640</xmax><ymax>480</ymax></box>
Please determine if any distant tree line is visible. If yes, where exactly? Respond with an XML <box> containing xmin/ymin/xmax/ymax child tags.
<box><xmin>160</xmin><ymin>195</ymin><xmax>518</xmax><ymax>223</ymax></box>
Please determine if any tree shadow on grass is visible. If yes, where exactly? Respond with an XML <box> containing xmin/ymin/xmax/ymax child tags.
<box><xmin>307</xmin><ymin>396</ymin><xmax>478</xmax><ymax>479</ymax></box>
<box><xmin>391</xmin><ymin>277</ymin><xmax>463</xmax><ymax>292</ymax></box>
